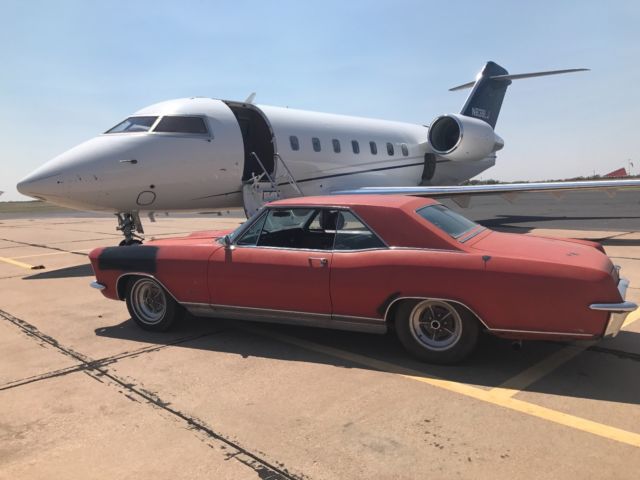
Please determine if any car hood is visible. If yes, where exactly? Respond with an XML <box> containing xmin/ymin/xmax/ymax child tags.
<box><xmin>469</xmin><ymin>230</ymin><xmax>613</xmax><ymax>271</ymax></box>
<box><xmin>147</xmin><ymin>228</ymin><xmax>233</xmax><ymax>246</ymax></box>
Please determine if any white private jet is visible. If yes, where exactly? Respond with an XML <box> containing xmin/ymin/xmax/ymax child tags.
<box><xmin>16</xmin><ymin>61</ymin><xmax>640</xmax><ymax>245</ymax></box>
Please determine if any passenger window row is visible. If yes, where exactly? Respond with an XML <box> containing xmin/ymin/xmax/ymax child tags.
<box><xmin>289</xmin><ymin>135</ymin><xmax>409</xmax><ymax>157</ymax></box>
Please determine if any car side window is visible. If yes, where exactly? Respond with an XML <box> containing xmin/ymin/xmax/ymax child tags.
<box><xmin>334</xmin><ymin>211</ymin><xmax>386</xmax><ymax>250</ymax></box>
<box><xmin>250</xmin><ymin>208</ymin><xmax>335</xmax><ymax>250</ymax></box>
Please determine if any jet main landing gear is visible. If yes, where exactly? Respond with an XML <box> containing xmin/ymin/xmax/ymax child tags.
<box><xmin>116</xmin><ymin>212</ymin><xmax>144</xmax><ymax>246</ymax></box>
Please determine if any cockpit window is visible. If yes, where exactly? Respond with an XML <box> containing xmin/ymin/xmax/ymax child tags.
<box><xmin>105</xmin><ymin>116</ymin><xmax>158</xmax><ymax>134</ymax></box>
<box><xmin>153</xmin><ymin>116</ymin><xmax>208</xmax><ymax>134</ymax></box>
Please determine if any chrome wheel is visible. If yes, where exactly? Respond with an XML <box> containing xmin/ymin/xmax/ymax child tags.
<box><xmin>130</xmin><ymin>278</ymin><xmax>167</xmax><ymax>325</ymax></box>
<box><xmin>409</xmin><ymin>300</ymin><xmax>463</xmax><ymax>351</ymax></box>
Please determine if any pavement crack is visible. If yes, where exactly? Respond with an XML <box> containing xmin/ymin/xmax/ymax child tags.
<box><xmin>587</xmin><ymin>345</ymin><xmax>640</xmax><ymax>362</ymax></box>
<box><xmin>0</xmin><ymin>364</ymin><xmax>87</xmax><ymax>391</ymax></box>
<box><xmin>0</xmin><ymin>237</ymin><xmax>89</xmax><ymax>256</ymax></box>
<box><xmin>0</xmin><ymin>308</ymin><xmax>305</xmax><ymax>480</ymax></box>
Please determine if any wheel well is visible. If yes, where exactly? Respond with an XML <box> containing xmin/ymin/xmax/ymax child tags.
<box><xmin>116</xmin><ymin>274</ymin><xmax>138</xmax><ymax>300</ymax></box>
<box><xmin>384</xmin><ymin>297</ymin><xmax>485</xmax><ymax>330</ymax></box>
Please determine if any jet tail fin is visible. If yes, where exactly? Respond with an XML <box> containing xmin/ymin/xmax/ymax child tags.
<box><xmin>452</xmin><ymin>62</ymin><xmax>589</xmax><ymax>129</ymax></box>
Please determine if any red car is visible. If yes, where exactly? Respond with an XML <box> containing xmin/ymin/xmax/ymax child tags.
<box><xmin>88</xmin><ymin>195</ymin><xmax>636</xmax><ymax>363</ymax></box>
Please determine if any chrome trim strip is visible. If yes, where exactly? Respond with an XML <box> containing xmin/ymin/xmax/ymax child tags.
<box><xmin>589</xmin><ymin>301</ymin><xmax>636</xmax><ymax>312</ymax></box>
<box><xmin>90</xmin><ymin>281</ymin><xmax>106</xmax><ymax>291</ymax></box>
<box><xmin>115</xmin><ymin>272</ymin><xmax>183</xmax><ymax>303</ymax></box>
<box><xmin>383</xmin><ymin>296</ymin><xmax>598</xmax><ymax>338</ymax></box>
<box><xmin>383</xmin><ymin>296</ymin><xmax>491</xmax><ymax>330</ymax></box>
<box><xmin>181</xmin><ymin>302</ymin><xmax>386</xmax><ymax>334</ymax></box>
<box><xmin>489</xmin><ymin>328</ymin><xmax>594</xmax><ymax>338</ymax></box>
<box><xmin>388</xmin><ymin>246</ymin><xmax>464</xmax><ymax>254</ymax></box>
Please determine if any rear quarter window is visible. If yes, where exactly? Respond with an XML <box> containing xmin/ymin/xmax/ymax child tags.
<box><xmin>416</xmin><ymin>204</ymin><xmax>480</xmax><ymax>239</ymax></box>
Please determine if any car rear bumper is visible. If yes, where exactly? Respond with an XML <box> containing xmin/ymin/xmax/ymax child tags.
<box><xmin>590</xmin><ymin>277</ymin><xmax>637</xmax><ymax>338</ymax></box>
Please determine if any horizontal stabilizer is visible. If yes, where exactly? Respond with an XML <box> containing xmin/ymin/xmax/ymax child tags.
<box><xmin>449</xmin><ymin>68</ymin><xmax>589</xmax><ymax>91</ymax></box>
<box><xmin>333</xmin><ymin>179</ymin><xmax>640</xmax><ymax>206</ymax></box>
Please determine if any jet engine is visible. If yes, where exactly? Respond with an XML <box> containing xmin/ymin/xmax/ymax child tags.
<box><xmin>428</xmin><ymin>114</ymin><xmax>504</xmax><ymax>162</ymax></box>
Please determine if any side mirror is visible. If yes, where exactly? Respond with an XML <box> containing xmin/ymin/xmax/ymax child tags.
<box><xmin>222</xmin><ymin>234</ymin><xmax>233</xmax><ymax>249</ymax></box>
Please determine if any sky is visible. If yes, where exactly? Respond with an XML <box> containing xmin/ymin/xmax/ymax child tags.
<box><xmin>1</xmin><ymin>0</ymin><xmax>639</xmax><ymax>201</ymax></box>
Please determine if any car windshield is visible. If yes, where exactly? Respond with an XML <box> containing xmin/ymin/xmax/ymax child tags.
<box><xmin>416</xmin><ymin>204</ymin><xmax>481</xmax><ymax>239</ymax></box>
<box><xmin>105</xmin><ymin>116</ymin><xmax>157</xmax><ymax>134</ymax></box>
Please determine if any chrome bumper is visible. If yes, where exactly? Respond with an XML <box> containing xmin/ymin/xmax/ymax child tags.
<box><xmin>90</xmin><ymin>280</ymin><xmax>106</xmax><ymax>291</ymax></box>
<box><xmin>590</xmin><ymin>277</ymin><xmax>637</xmax><ymax>338</ymax></box>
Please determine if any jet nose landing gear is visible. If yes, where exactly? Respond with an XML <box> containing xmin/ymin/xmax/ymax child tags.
<box><xmin>116</xmin><ymin>212</ymin><xmax>145</xmax><ymax>246</ymax></box>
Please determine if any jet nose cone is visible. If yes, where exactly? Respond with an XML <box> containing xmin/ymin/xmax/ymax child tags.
<box><xmin>16</xmin><ymin>169</ymin><xmax>59</xmax><ymax>200</ymax></box>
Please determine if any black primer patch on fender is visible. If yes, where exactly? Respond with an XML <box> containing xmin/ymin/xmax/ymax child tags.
<box><xmin>98</xmin><ymin>246</ymin><xmax>159</xmax><ymax>273</ymax></box>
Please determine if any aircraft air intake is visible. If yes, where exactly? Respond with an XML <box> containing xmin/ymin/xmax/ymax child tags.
<box><xmin>428</xmin><ymin>113</ymin><xmax>503</xmax><ymax>162</ymax></box>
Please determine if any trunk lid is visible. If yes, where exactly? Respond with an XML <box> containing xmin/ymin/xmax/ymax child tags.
<box><xmin>469</xmin><ymin>230</ymin><xmax>613</xmax><ymax>272</ymax></box>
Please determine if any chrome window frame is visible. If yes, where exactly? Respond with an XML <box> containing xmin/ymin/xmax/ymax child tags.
<box><xmin>229</xmin><ymin>205</ymin><xmax>389</xmax><ymax>252</ymax></box>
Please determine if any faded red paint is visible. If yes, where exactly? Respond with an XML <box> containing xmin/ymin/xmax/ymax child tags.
<box><xmin>89</xmin><ymin>195</ymin><xmax>623</xmax><ymax>341</ymax></box>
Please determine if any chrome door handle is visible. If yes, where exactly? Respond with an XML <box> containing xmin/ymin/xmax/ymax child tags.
<box><xmin>309</xmin><ymin>257</ymin><xmax>328</xmax><ymax>266</ymax></box>
<box><xmin>119</xmin><ymin>159</ymin><xmax>138</xmax><ymax>164</ymax></box>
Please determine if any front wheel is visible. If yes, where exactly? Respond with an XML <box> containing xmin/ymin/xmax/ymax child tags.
<box><xmin>395</xmin><ymin>299</ymin><xmax>479</xmax><ymax>364</ymax></box>
<box><xmin>125</xmin><ymin>277</ymin><xmax>180</xmax><ymax>331</ymax></box>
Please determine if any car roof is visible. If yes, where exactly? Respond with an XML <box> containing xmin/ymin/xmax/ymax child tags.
<box><xmin>269</xmin><ymin>194</ymin><xmax>439</xmax><ymax>210</ymax></box>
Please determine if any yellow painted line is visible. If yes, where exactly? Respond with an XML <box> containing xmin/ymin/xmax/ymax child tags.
<box><xmin>492</xmin><ymin>308</ymin><xmax>640</xmax><ymax>398</ymax></box>
<box><xmin>11</xmin><ymin>249</ymin><xmax>92</xmax><ymax>260</ymax></box>
<box><xmin>242</xmin><ymin>326</ymin><xmax>640</xmax><ymax>448</ymax></box>
<box><xmin>0</xmin><ymin>256</ymin><xmax>39</xmax><ymax>270</ymax></box>
<box><xmin>622</xmin><ymin>308</ymin><xmax>640</xmax><ymax>329</ymax></box>
<box><xmin>489</xmin><ymin>342</ymin><xmax>595</xmax><ymax>399</ymax></box>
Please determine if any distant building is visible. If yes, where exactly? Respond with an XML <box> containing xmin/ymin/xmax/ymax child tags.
<box><xmin>604</xmin><ymin>167</ymin><xmax>627</xmax><ymax>178</ymax></box>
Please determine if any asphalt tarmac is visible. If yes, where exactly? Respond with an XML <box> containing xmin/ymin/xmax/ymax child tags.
<box><xmin>1</xmin><ymin>194</ymin><xmax>640</xmax><ymax>479</ymax></box>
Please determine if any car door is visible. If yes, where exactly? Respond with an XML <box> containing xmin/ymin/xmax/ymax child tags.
<box><xmin>208</xmin><ymin>207</ymin><xmax>333</xmax><ymax>315</ymax></box>
<box><xmin>329</xmin><ymin>210</ymin><xmax>391</xmax><ymax>321</ymax></box>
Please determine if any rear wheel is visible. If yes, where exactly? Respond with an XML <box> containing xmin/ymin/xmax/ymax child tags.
<box><xmin>395</xmin><ymin>299</ymin><xmax>479</xmax><ymax>364</ymax></box>
<box><xmin>125</xmin><ymin>277</ymin><xmax>179</xmax><ymax>331</ymax></box>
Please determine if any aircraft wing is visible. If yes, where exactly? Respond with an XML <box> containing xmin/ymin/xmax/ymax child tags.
<box><xmin>333</xmin><ymin>179</ymin><xmax>640</xmax><ymax>208</ymax></box>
